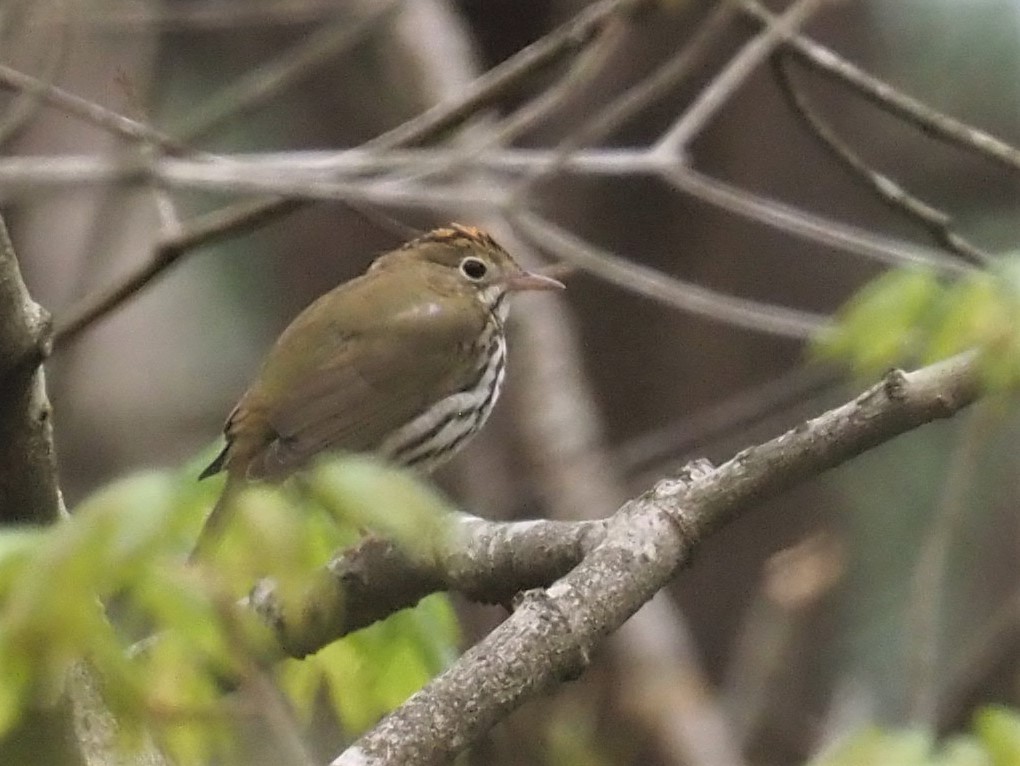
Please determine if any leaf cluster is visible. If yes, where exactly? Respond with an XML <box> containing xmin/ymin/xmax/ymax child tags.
<box><xmin>813</xmin><ymin>706</ymin><xmax>1020</xmax><ymax>766</ymax></box>
<box><xmin>0</xmin><ymin>453</ymin><xmax>459</xmax><ymax>763</ymax></box>
<box><xmin>817</xmin><ymin>257</ymin><xmax>1020</xmax><ymax>391</ymax></box>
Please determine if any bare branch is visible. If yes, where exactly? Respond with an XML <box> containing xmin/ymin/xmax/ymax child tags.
<box><xmin>5</xmin><ymin>144</ymin><xmax>961</xmax><ymax>273</ymax></box>
<box><xmin>250</xmin><ymin>516</ymin><xmax>606</xmax><ymax>658</ymax></box>
<box><xmin>0</xmin><ymin>9</ymin><xmax>70</xmax><ymax>148</ymax></box>
<box><xmin>772</xmin><ymin>55</ymin><xmax>992</xmax><ymax>265</ymax></box>
<box><xmin>29</xmin><ymin>0</ymin><xmax>649</xmax><ymax>346</ymax></box>
<box><xmin>652</xmin><ymin>0</ymin><xmax>834</xmax><ymax>158</ymax></box>
<box><xmin>512</xmin><ymin>210</ymin><xmax>829</xmax><ymax>339</ymax></box>
<box><xmin>170</xmin><ymin>2</ymin><xmax>405</xmax><ymax>142</ymax></box>
<box><xmin>53</xmin><ymin>196</ymin><xmax>305</xmax><ymax>348</ymax></box>
<box><xmin>331</xmin><ymin>353</ymin><xmax>980</xmax><ymax>766</ymax></box>
<box><xmin>660</xmin><ymin>165</ymin><xmax>968</xmax><ymax>272</ymax></box>
<box><xmin>364</xmin><ymin>0</ymin><xmax>651</xmax><ymax>151</ymax></box>
<box><xmin>0</xmin><ymin>63</ymin><xmax>197</xmax><ymax>157</ymax></box>
<box><xmin>617</xmin><ymin>364</ymin><xmax>843</xmax><ymax>478</ymax></box>
<box><xmin>738</xmin><ymin>0</ymin><xmax>1020</xmax><ymax>174</ymax></box>
<box><xmin>0</xmin><ymin>214</ymin><xmax>57</xmax><ymax>524</ymax></box>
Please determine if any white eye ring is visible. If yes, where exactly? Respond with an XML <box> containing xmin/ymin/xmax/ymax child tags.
<box><xmin>459</xmin><ymin>256</ymin><xmax>488</xmax><ymax>281</ymax></box>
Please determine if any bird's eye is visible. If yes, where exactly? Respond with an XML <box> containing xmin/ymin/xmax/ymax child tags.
<box><xmin>459</xmin><ymin>256</ymin><xmax>488</xmax><ymax>281</ymax></box>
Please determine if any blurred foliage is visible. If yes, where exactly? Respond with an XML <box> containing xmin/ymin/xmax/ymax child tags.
<box><xmin>811</xmin><ymin>706</ymin><xmax>1020</xmax><ymax>766</ymax></box>
<box><xmin>542</xmin><ymin>700</ymin><xmax>612</xmax><ymax>766</ymax></box>
<box><xmin>0</xmin><ymin>452</ymin><xmax>460</xmax><ymax>764</ymax></box>
<box><xmin>816</xmin><ymin>255</ymin><xmax>1020</xmax><ymax>390</ymax></box>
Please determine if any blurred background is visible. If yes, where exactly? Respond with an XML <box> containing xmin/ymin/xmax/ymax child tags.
<box><xmin>3</xmin><ymin>0</ymin><xmax>1020</xmax><ymax>764</ymax></box>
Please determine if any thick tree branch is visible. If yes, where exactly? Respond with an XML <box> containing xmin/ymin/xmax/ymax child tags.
<box><xmin>0</xmin><ymin>214</ymin><xmax>170</xmax><ymax>766</ymax></box>
<box><xmin>0</xmin><ymin>214</ymin><xmax>57</xmax><ymax>525</ymax></box>
<box><xmin>325</xmin><ymin>354</ymin><xmax>978</xmax><ymax>765</ymax></box>
<box><xmin>0</xmin><ymin>213</ymin><xmax>83</xmax><ymax>765</ymax></box>
<box><xmin>251</xmin><ymin>516</ymin><xmax>606</xmax><ymax>659</ymax></box>
<box><xmin>242</xmin><ymin>354</ymin><xmax>984</xmax><ymax>766</ymax></box>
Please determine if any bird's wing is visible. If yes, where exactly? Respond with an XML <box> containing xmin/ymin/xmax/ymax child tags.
<box><xmin>242</xmin><ymin>285</ymin><xmax>487</xmax><ymax>479</ymax></box>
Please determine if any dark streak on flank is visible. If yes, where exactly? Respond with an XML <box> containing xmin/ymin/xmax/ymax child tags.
<box><xmin>390</xmin><ymin>332</ymin><xmax>498</xmax><ymax>464</ymax></box>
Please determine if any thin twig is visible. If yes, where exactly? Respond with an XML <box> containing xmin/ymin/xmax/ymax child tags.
<box><xmin>772</xmin><ymin>55</ymin><xmax>992</xmax><ymax>266</ymax></box>
<box><xmin>660</xmin><ymin>165</ymin><xmax>968</xmax><ymax>272</ymax></box>
<box><xmin>47</xmin><ymin>0</ymin><xmax>647</xmax><ymax>346</ymax></box>
<box><xmin>54</xmin><ymin>197</ymin><xmax>304</xmax><ymax>347</ymax></box>
<box><xmin>22</xmin><ymin>0</ymin><xmax>351</xmax><ymax>31</ymax></box>
<box><xmin>170</xmin><ymin>1</ymin><xmax>404</xmax><ymax>142</ymax></box>
<box><xmin>0</xmin><ymin>9</ymin><xmax>70</xmax><ymax>147</ymax></box>
<box><xmin>510</xmin><ymin>1</ymin><xmax>739</xmax><ymax>206</ymax></box>
<box><xmin>511</xmin><ymin>210</ymin><xmax>828</xmax><ymax>339</ymax></box>
<box><xmin>386</xmin><ymin>10</ymin><xmax>631</xmax><ymax>189</ymax></box>
<box><xmin>617</xmin><ymin>364</ymin><xmax>843</xmax><ymax>476</ymax></box>
<box><xmin>737</xmin><ymin>0</ymin><xmax>1020</xmax><ymax>174</ymax></box>
<box><xmin>364</xmin><ymin>0</ymin><xmax>650</xmax><ymax>151</ymax></box>
<box><xmin>0</xmin><ymin>63</ymin><xmax>198</xmax><ymax>157</ymax></box>
<box><xmin>652</xmin><ymin>0</ymin><xmax>835</xmax><ymax>158</ymax></box>
<box><xmin>488</xmin><ymin>16</ymin><xmax>628</xmax><ymax>145</ymax></box>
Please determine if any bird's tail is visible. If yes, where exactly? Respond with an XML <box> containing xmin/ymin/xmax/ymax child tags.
<box><xmin>189</xmin><ymin>474</ymin><xmax>240</xmax><ymax>563</ymax></box>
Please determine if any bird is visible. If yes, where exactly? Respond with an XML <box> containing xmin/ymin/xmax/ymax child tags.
<box><xmin>192</xmin><ymin>224</ymin><xmax>564</xmax><ymax>558</ymax></box>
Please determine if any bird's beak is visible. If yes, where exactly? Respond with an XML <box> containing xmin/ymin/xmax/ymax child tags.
<box><xmin>504</xmin><ymin>271</ymin><xmax>566</xmax><ymax>292</ymax></box>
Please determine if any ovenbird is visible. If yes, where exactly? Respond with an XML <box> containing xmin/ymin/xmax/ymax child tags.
<box><xmin>193</xmin><ymin>224</ymin><xmax>563</xmax><ymax>557</ymax></box>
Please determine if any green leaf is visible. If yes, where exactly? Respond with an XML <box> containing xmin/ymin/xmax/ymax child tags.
<box><xmin>544</xmin><ymin>701</ymin><xmax>611</xmax><ymax>766</ymax></box>
<box><xmin>0</xmin><ymin>448</ymin><xmax>465</xmax><ymax>761</ymax></box>
<box><xmin>309</xmin><ymin>456</ymin><xmax>456</xmax><ymax>564</ymax></box>
<box><xmin>925</xmin><ymin>273</ymin><xmax>999</xmax><ymax>362</ymax></box>
<box><xmin>281</xmin><ymin>593</ymin><xmax>459</xmax><ymax>734</ymax></box>
<box><xmin>974</xmin><ymin>706</ymin><xmax>1020</xmax><ymax>766</ymax></box>
<box><xmin>821</xmin><ymin>256</ymin><xmax>1020</xmax><ymax>395</ymax></box>
<box><xmin>935</xmin><ymin>735</ymin><xmax>994</xmax><ymax>766</ymax></box>
<box><xmin>0</xmin><ymin>636</ymin><xmax>31</xmax><ymax>735</ymax></box>
<box><xmin>810</xmin><ymin>727</ymin><xmax>933</xmax><ymax>766</ymax></box>
<box><xmin>814</xmin><ymin>267</ymin><xmax>941</xmax><ymax>375</ymax></box>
